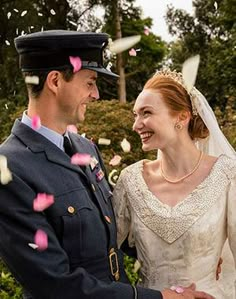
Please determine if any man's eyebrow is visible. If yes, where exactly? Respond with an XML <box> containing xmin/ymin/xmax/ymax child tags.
<box><xmin>89</xmin><ymin>75</ymin><xmax>97</xmax><ymax>80</ymax></box>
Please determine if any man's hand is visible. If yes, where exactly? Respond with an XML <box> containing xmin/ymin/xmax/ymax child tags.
<box><xmin>161</xmin><ymin>283</ymin><xmax>215</xmax><ymax>299</ymax></box>
<box><xmin>216</xmin><ymin>257</ymin><xmax>223</xmax><ymax>280</ymax></box>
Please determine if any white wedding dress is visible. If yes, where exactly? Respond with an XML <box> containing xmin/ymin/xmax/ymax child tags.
<box><xmin>113</xmin><ymin>154</ymin><xmax>236</xmax><ymax>299</ymax></box>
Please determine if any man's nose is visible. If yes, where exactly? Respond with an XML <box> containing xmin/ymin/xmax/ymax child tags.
<box><xmin>91</xmin><ymin>85</ymin><xmax>99</xmax><ymax>100</ymax></box>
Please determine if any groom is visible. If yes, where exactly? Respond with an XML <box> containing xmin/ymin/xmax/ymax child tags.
<box><xmin>0</xmin><ymin>29</ymin><xmax>214</xmax><ymax>299</ymax></box>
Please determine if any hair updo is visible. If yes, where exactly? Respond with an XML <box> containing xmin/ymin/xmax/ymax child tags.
<box><xmin>144</xmin><ymin>75</ymin><xmax>209</xmax><ymax>140</ymax></box>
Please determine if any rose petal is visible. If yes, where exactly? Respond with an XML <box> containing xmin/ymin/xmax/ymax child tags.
<box><xmin>109</xmin><ymin>35</ymin><xmax>141</xmax><ymax>54</ymax></box>
<box><xmin>21</xmin><ymin>10</ymin><xmax>27</xmax><ymax>17</ymax></box>
<box><xmin>67</xmin><ymin>125</ymin><xmax>78</xmax><ymax>134</ymax></box>
<box><xmin>25</xmin><ymin>76</ymin><xmax>39</xmax><ymax>85</ymax></box>
<box><xmin>28</xmin><ymin>243</ymin><xmax>39</xmax><ymax>250</ymax></box>
<box><xmin>31</xmin><ymin>115</ymin><xmax>41</xmax><ymax>130</ymax></box>
<box><xmin>34</xmin><ymin>229</ymin><xmax>48</xmax><ymax>251</ymax></box>
<box><xmin>182</xmin><ymin>55</ymin><xmax>200</xmax><ymax>93</ymax></box>
<box><xmin>98</xmin><ymin>138</ymin><xmax>111</xmax><ymax>145</ymax></box>
<box><xmin>129</xmin><ymin>48</ymin><xmax>137</xmax><ymax>56</ymax></box>
<box><xmin>175</xmin><ymin>287</ymin><xmax>184</xmax><ymax>294</ymax></box>
<box><xmin>69</xmin><ymin>56</ymin><xmax>82</xmax><ymax>73</ymax></box>
<box><xmin>144</xmin><ymin>27</ymin><xmax>150</xmax><ymax>36</ymax></box>
<box><xmin>71</xmin><ymin>153</ymin><xmax>91</xmax><ymax>165</ymax></box>
<box><xmin>50</xmin><ymin>9</ymin><xmax>56</xmax><ymax>15</ymax></box>
<box><xmin>0</xmin><ymin>168</ymin><xmax>12</xmax><ymax>185</ymax></box>
<box><xmin>33</xmin><ymin>193</ymin><xmax>54</xmax><ymax>212</ymax></box>
<box><xmin>120</xmin><ymin>138</ymin><xmax>131</xmax><ymax>152</ymax></box>
<box><xmin>109</xmin><ymin>155</ymin><xmax>122</xmax><ymax>166</ymax></box>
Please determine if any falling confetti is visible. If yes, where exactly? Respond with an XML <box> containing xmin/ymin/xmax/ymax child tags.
<box><xmin>182</xmin><ymin>55</ymin><xmax>200</xmax><ymax>93</ymax></box>
<box><xmin>7</xmin><ymin>12</ymin><xmax>11</xmax><ymax>19</ymax></box>
<box><xmin>31</xmin><ymin>115</ymin><xmax>41</xmax><ymax>130</ymax></box>
<box><xmin>69</xmin><ymin>56</ymin><xmax>82</xmax><ymax>73</ymax></box>
<box><xmin>5</xmin><ymin>104</ymin><xmax>8</xmax><ymax>110</ymax></box>
<box><xmin>50</xmin><ymin>9</ymin><xmax>56</xmax><ymax>15</ymax></box>
<box><xmin>34</xmin><ymin>229</ymin><xmax>48</xmax><ymax>251</ymax></box>
<box><xmin>120</xmin><ymin>138</ymin><xmax>131</xmax><ymax>152</ymax></box>
<box><xmin>144</xmin><ymin>26</ymin><xmax>150</xmax><ymax>36</ymax></box>
<box><xmin>214</xmin><ymin>1</ymin><xmax>218</xmax><ymax>9</ymax></box>
<box><xmin>67</xmin><ymin>125</ymin><xmax>78</xmax><ymax>134</ymax></box>
<box><xmin>129</xmin><ymin>48</ymin><xmax>137</xmax><ymax>56</ymax></box>
<box><xmin>21</xmin><ymin>10</ymin><xmax>28</xmax><ymax>17</ymax></box>
<box><xmin>109</xmin><ymin>155</ymin><xmax>122</xmax><ymax>166</ymax></box>
<box><xmin>28</xmin><ymin>243</ymin><xmax>39</xmax><ymax>250</ymax></box>
<box><xmin>71</xmin><ymin>153</ymin><xmax>91</xmax><ymax>166</ymax></box>
<box><xmin>38</xmin><ymin>12</ymin><xmax>43</xmax><ymax>16</ymax></box>
<box><xmin>33</xmin><ymin>193</ymin><xmax>54</xmax><ymax>212</ymax></box>
<box><xmin>25</xmin><ymin>76</ymin><xmax>39</xmax><ymax>85</ymax></box>
<box><xmin>5</xmin><ymin>40</ymin><xmax>10</xmax><ymax>46</ymax></box>
<box><xmin>109</xmin><ymin>35</ymin><xmax>141</xmax><ymax>54</ymax></box>
<box><xmin>106</xmin><ymin>62</ymin><xmax>113</xmax><ymax>71</ymax></box>
<box><xmin>0</xmin><ymin>155</ymin><xmax>12</xmax><ymax>185</ymax></box>
<box><xmin>13</xmin><ymin>8</ymin><xmax>19</xmax><ymax>13</ymax></box>
<box><xmin>98</xmin><ymin>138</ymin><xmax>111</xmax><ymax>145</ymax></box>
<box><xmin>108</xmin><ymin>169</ymin><xmax>119</xmax><ymax>186</ymax></box>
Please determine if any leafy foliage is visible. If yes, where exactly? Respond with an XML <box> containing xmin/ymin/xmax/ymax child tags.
<box><xmin>165</xmin><ymin>0</ymin><xmax>236</xmax><ymax>110</ymax></box>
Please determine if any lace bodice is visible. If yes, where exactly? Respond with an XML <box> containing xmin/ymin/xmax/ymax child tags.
<box><xmin>113</xmin><ymin>155</ymin><xmax>236</xmax><ymax>299</ymax></box>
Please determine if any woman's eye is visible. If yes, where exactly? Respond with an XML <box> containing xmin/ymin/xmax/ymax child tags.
<box><xmin>143</xmin><ymin>111</ymin><xmax>151</xmax><ymax>116</ymax></box>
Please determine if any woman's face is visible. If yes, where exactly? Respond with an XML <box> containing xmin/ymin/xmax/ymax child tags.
<box><xmin>132</xmin><ymin>89</ymin><xmax>179</xmax><ymax>151</ymax></box>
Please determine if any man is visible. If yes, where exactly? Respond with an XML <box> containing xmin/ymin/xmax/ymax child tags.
<box><xmin>0</xmin><ymin>30</ymin><xmax>214</xmax><ymax>299</ymax></box>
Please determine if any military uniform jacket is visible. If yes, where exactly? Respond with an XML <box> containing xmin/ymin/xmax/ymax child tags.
<box><xmin>0</xmin><ymin>120</ymin><xmax>162</xmax><ymax>299</ymax></box>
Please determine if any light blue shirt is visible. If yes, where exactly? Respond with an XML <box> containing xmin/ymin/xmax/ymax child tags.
<box><xmin>21</xmin><ymin>111</ymin><xmax>65</xmax><ymax>151</ymax></box>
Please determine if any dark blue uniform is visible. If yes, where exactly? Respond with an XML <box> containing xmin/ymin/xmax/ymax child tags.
<box><xmin>0</xmin><ymin>120</ymin><xmax>162</xmax><ymax>299</ymax></box>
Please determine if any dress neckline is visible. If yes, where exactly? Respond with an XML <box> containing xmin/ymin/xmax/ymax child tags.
<box><xmin>137</xmin><ymin>154</ymin><xmax>223</xmax><ymax>210</ymax></box>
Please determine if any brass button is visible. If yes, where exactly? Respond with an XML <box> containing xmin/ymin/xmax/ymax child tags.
<box><xmin>105</xmin><ymin>215</ymin><xmax>111</xmax><ymax>224</ymax></box>
<box><xmin>91</xmin><ymin>184</ymin><xmax>96</xmax><ymax>192</ymax></box>
<box><xmin>68</xmin><ymin>206</ymin><xmax>75</xmax><ymax>214</ymax></box>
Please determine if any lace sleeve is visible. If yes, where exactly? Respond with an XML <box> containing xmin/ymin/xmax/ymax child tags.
<box><xmin>227</xmin><ymin>173</ymin><xmax>236</xmax><ymax>293</ymax></box>
<box><xmin>112</xmin><ymin>172</ymin><xmax>132</xmax><ymax>248</ymax></box>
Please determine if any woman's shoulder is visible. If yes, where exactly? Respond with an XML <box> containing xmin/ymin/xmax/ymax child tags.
<box><xmin>216</xmin><ymin>154</ymin><xmax>236</xmax><ymax>180</ymax></box>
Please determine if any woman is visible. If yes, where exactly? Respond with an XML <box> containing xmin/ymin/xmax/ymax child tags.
<box><xmin>113</xmin><ymin>69</ymin><xmax>236</xmax><ymax>299</ymax></box>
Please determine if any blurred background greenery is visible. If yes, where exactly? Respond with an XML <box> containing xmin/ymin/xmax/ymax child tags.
<box><xmin>0</xmin><ymin>0</ymin><xmax>235</xmax><ymax>297</ymax></box>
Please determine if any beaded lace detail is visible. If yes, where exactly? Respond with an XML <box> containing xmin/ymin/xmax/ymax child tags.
<box><xmin>119</xmin><ymin>155</ymin><xmax>236</xmax><ymax>244</ymax></box>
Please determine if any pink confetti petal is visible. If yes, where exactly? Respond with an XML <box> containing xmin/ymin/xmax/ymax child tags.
<box><xmin>33</xmin><ymin>193</ymin><xmax>54</xmax><ymax>212</ymax></box>
<box><xmin>67</xmin><ymin>125</ymin><xmax>78</xmax><ymax>134</ymax></box>
<box><xmin>34</xmin><ymin>229</ymin><xmax>48</xmax><ymax>251</ymax></box>
<box><xmin>69</xmin><ymin>56</ymin><xmax>82</xmax><ymax>73</ymax></box>
<box><xmin>31</xmin><ymin>115</ymin><xmax>41</xmax><ymax>130</ymax></box>
<box><xmin>109</xmin><ymin>155</ymin><xmax>122</xmax><ymax>166</ymax></box>
<box><xmin>129</xmin><ymin>48</ymin><xmax>137</xmax><ymax>56</ymax></box>
<box><xmin>71</xmin><ymin>153</ymin><xmax>91</xmax><ymax>166</ymax></box>
<box><xmin>144</xmin><ymin>27</ymin><xmax>150</xmax><ymax>36</ymax></box>
<box><xmin>175</xmin><ymin>287</ymin><xmax>184</xmax><ymax>294</ymax></box>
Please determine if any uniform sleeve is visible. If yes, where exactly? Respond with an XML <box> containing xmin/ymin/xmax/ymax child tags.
<box><xmin>113</xmin><ymin>171</ymin><xmax>134</xmax><ymax>249</ymax></box>
<box><xmin>0</xmin><ymin>173</ymin><xmax>163</xmax><ymax>299</ymax></box>
<box><xmin>227</xmin><ymin>174</ymin><xmax>236</xmax><ymax>292</ymax></box>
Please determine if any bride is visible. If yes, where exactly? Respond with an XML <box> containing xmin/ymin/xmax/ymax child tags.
<box><xmin>113</xmin><ymin>69</ymin><xmax>236</xmax><ymax>299</ymax></box>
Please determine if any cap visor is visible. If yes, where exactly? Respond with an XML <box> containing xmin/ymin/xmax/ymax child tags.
<box><xmin>82</xmin><ymin>66</ymin><xmax>119</xmax><ymax>78</ymax></box>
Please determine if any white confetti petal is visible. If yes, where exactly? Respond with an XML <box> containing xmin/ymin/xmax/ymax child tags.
<box><xmin>98</xmin><ymin>138</ymin><xmax>111</xmax><ymax>145</ymax></box>
<box><xmin>28</xmin><ymin>243</ymin><xmax>39</xmax><ymax>250</ymax></box>
<box><xmin>13</xmin><ymin>8</ymin><xmax>19</xmax><ymax>13</ymax></box>
<box><xmin>109</xmin><ymin>35</ymin><xmax>141</xmax><ymax>54</ymax></box>
<box><xmin>38</xmin><ymin>12</ymin><xmax>43</xmax><ymax>16</ymax></box>
<box><xmin>81</xmin><ymin>133</ymin><xmax>86</xmax><ymax>138</ymax></box>
<box><xmin>0</xmin><ymin>168</ymin><xmax>12</xmax><ymax>185</ymax></box>
<box><xmin>182</xmin><ymin>55</ymin><xmax>200</xmax><ymax>93</ymax></box>
<box><xmin>5</xmin><ymin>40</ymin><xmax>10</xmax><ymax>46</ymax></box>
<box><xmin>25</xmin><ymin>76</ymin><xmax>39</xmax><ymax>85</ymax></box>
<box><xmin>21</xmin><ymin>10</ymin><xmax>27</xmax><ymax>17</ymax></box>
<box><xmin>7</xmin><ymin>12</ymin><xmax>11</xmax><ymax>19</ymax></box>
<box><xmin>5</xmin><ymin>104</ymin><xmax>8</xmax><ymax>110</ymax></box>
<box><xmin>214</xmin><ymin>1</ymin><xmax>218</xmax><ymax>9</ymax></box>
<box><xmin>50</xmin><ymin>9</ymin><xmax>56</xmax><ymax>15</ymax></box>
<box><xmin>108</xmin><ymin>169</ymin><xmax>119</xmax><ymax>186</ymax></box>
<box><xmin>120</xmin><ymin>138</ymin><xmax>131</xmax><ymax>152</ymax></box>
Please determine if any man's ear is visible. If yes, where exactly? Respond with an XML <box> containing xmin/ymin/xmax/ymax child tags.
<box><xmin>45</xmin><ymin>71</ymin><xmax>62</xmax><ymax>95</ymax></box>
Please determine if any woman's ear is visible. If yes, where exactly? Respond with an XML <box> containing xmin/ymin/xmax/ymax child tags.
<box><xmin>178</xmin><ymin>110</ymin><xmax>191</xmax><ymax>125</ymax></box>
<box><xmin>45</xmin><ymin>71</ymin><xmax>62</xmax><ymax>95</ymax></box>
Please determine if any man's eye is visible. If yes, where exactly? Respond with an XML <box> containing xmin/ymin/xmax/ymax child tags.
<box><xmin>143</xmin><ymin>111</ymin><xmax>151</xmax><ymax>116</ymax></box>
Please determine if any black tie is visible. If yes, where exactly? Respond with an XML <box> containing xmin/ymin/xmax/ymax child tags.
<box><xmin>63</xmin><ymin>136</ymin><xmax>75</xmax><ymax>157</ymax></box>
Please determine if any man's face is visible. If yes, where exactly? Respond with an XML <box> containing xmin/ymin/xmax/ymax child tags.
<box><xmin>57</xmin><ymin>69</ymin><xmax>99</xmax><ymax>124</ymax></box>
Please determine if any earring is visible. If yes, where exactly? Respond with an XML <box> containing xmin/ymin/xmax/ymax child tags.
<box><xmin>175</xmin><ymin>123</ymin><xmax>183</xmax><ymax>130</ymax></box>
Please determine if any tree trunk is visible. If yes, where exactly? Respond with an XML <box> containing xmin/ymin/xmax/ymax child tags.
<box><xmin>115</xmin><ymin>0</ymin><xmax>126</xmax><ymax>103</ymax></box>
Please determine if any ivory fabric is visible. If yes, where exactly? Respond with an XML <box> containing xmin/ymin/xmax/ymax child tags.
<box><xmin>113</xmin><ymin>154</ymin><xmax>236</xmax><ymax>299</ymax></box>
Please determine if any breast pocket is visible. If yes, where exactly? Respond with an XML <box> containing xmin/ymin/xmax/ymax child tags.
<box><xmin>46</xmin><ymin>188</ymin><xmax>95</xmax><ymax>263</ymax></box>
